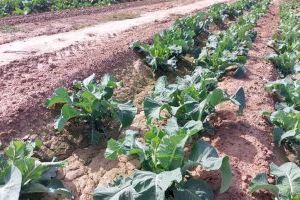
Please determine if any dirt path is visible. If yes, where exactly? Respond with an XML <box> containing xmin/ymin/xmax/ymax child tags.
<box><xmin>212</xmin><ymin>0</ymin><xmax>287</xmax><ymax>199</ymax></box>
<box><xmin>0</xmin><ymin>0</ymin><xmax>231</xmax><ymax>141</ymax></box>
<box><xmin>0</xmin><ymin>0</ymin><xmax>230</xmax><ymax>65</ymax></box>
<box><xmin>0</xmin><ymin>0</ymin><xmax>198</xmax><ymax>45</ymax></box>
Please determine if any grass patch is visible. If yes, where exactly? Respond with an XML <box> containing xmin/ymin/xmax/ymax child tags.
<box><xmin>108</xmin><ymin>12</ymin><xmax>140</xmax><ymax>21</ymax></box>
<box><xmin>0</xmin><ymin>25</ymin><xmax>19</xmax><ymax>33</ymax></box>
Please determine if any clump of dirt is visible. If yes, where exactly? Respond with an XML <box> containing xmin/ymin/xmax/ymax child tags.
<box><xmin>58</xmin><ymin>148</ymin><xmax>140</xmax><ymax>200</ymax></box>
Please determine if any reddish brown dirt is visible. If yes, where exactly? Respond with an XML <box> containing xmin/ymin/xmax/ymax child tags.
<box><xmin>0</xmin><ymin>0</ymin><xmax>177</xmax><ymax>25</ymax></box>
<box><xmin>213</xmin><ymin>0</ymin><xmax>287</xmax><ymax>199</ymax></box>
<box><xmin>0</xmin><ymin>19</ymin><xmax>169</xmax><ymax>149</ymax></box>
<box><xmin>0</xmin><ymin>0</ymin><xmax>215</xmax><ymax>146</ymax></box>
<box><xmin>0</xmin><ymin>0</ymin><xmax>197</xmax><ymax>45</ymax></box>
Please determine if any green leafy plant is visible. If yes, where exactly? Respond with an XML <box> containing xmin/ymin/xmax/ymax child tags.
<box><xmin>132</xmin><ymin>0</ymin><xmax>260</xmax><ymax>72</ymax></box>
<box><xmin>207</xmin><ymin>3</ymin><xmax>229</xmax><ymax>25</ymax></box>
<box><xmin>51</xmin><ymin>0</ymin><xmax>117</xmax><ymax>10</ymax></box>
<box><xmin>143</xmin><ymin>67</ymin><xmax>245</xmax><ymax>127</ymax></box>
<box><xmin>263</xmin><ymin>106</ymin><xmax>300</xmax><ymax>160</ymax></box>
<box><xmin>225</xmin><ymin>0</ymin><xmax>258</xmax><ymax>19</ymax></box>
<box><xmin>266</xmin><ymin>77</ymin><xmax>300</xmax><ymax>109</ymax></box>
<box><xmin>0</xmin><ymin>140</ymin><xmax>72</xmax><ymax>200</ymax></box>
<box><xmin>0</xmin><ymin>0</ymin><xmax>118</xmax><ymax>17</ymax></box>
<box><xmin>95</xmin><ymin>127</ymin><xmax>232</xmax><ymax>199</ymax></box>
<box><xmin>46</xmin><ymin>74</ymin><xmax>137</xmax><ymax>145</ymax></box>
<box><xmin>265</xmin><ymin>77</ymin><xmax>300</xmax><ymax>151</ymax></box>
<box><xmin>263</xmin><ymin>1</ymin><xmax>300</xmax><ymax>163</ymax></box>
<box><xmin>196</xmin><ymin>0</ymin><xmax>269</xmax><ymax>75</ymax></box>
<box><xmin>131</xmin><ymin>12</ymin><xmax>207</xmax><ymax>72</ymax></box>
<box><xmin>249</xmin><ymin>162</ymin><xmax>300</xmax><ymax>200</ymax></box>
<box><xmin>267</xmin><ymin>3</ymin><xmax>300</xmax><ymax>75</ymax></box>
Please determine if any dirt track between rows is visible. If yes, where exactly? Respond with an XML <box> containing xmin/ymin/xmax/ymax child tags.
<box><xmin>0</xmin><ymin>0</ymin><xmax>198</xmax><ymax>45</ymax></box>
<box><xmin>0</xmin><ymin>0</ymin><xmax>230</xmax><ymax>65</ymax></box>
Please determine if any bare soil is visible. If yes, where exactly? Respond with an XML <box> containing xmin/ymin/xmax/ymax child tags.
<box><xmin>0</xmin><ymin>0</ymin><xmax>229</xmax><ymax>144</ymax></box>
<box><xmin>214</xmin><ymin>0</ymin><xmax>287</xmax><ymax>199</ymax></box>
<box><xmin>0</xmin><ymin>0</ymin><xmax>288</xmax><ymax>199</ymax></box>
<box><xmin>0</xmin><ymin>0</ymin><xmax>197</xmax><ymax>45</ymax></box>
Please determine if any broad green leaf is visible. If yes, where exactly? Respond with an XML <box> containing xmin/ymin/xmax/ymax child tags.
<box><xmin>175</xmin><ymin>100</ymin><xmax>202</xmax><ymax>121</ymax></box>
<box><xmin>22</xmin><ymin>179</ymin><xmax>73</xmax><ymax>199</ymax></box>
<box><xmin>54</xmin><ymin>104</ymin><xmax>81</xmax><ymax>131</ymax></box>
<box><xmin>105</xmin><ymin>139</ymin><xmax>123</xmax><ymax>160</ymax></box>
<box><xmin>14</xmin><ymin>158</ymin><xmax>45</xmax><ymax>185</ymax></box>
<box><xmin>144</xmin><ymin>97</ymin><xmax>165</xmax><ymax>122</ymax></box>
<box><xmin>250</xmin><ymin>162</ymin><xmax>300</xmax><ymax>199</ymax></box>
<box><xmin>93</xmin><ymin>177</ymin><xmax>136</xmax><ymax>200</ymax></box>
<box><xmin>116</xmin><ymin>101</ymin><xmax>137</xmax><ymax>128</ymax></box>
<box><xmin>5</xmin><ymin>140</ymin><xmax>35</xmax><ymax>161</ymax></box>
<box><xmin>164</xmin><ymin>117</ymin><xmax>203</xmax><ymax>136</ymax></box>
<box><xmin>249</xmin><ymin>173</ymin><xmax>279</xmax><ymax>196</ymax></box>
<box><xmin>231</xmin><ymin>87</ymin><xmax>246</xmax><ymax>112</ymax></box>
<box><xmin>83</xmin><ymin>74</ymin><xmax>96</xmax><ymax>88</ymax></box>
<box><xmin>207</xmin><ymin>89</ymin><xmax>229</xmax><ymax>107</ymax></box>
<box><xmin>234</xmin><ymin>64</ymin><xmax>247</xmax><ymax>78</ymax></box>
<box><xmin>174</xmin><ymin>179</ymin><xmax>214</xmax><ymax>200</ymax></box>
<box><xmin>76</xmin><ymin>90</ymin><xmax>96</xmax><ymax>113</ymax></box>
<box><xmin>164</xmin><ymin>117</ymin><xmax>180</xmax><ymax>135</ymax></box>
<box><xmin>105</xmin><ymin>130</ymin><xmax>145</xmax><ymax>160</ymax></box>
<box><xmin>89</xmin><ymin>128</ymin><xmax>101</xmax><ymax>146</ymax></box>
<box><xmin>154</xmin><ymin>76</ymin><xmax>168</xmax><ymax>95</ymax></box>
<box><xmin>270</xmin><ymin>162</ymin><xmax>300</xmax><ymax>199</ymax></box>
<box><xmin>14</xmin><ymin>158</ymin><xmax>63</xmax><ymax>186</ymax></box>
<box><xmin>0</xmin><ymin>165</ymin><xmax>22</xmax><ymax>200</ymax></box>
<box><xmin>122</xmin><ymin>130</ymin><xmax>142</xmax><ymax>152</ymax></box>
<box><xmin>156</xmin><ymin>132</ymin><xmax>189</xmax><ymax>170</ymax></box>
<box><xmin>273</xmin><ymin>127</ymin><xmax>285</xmax><ymax>146</ymax></box>
<box><xmin>104</xmin><ymin>139</ymin><xmax>124</xmax><ymax>160</ymax></box>
<box><xmin>278</xmin><ymin>129</ymin><xmax>298</xmax><ymax>145</ymax></box>
<box><xmin>101</xmin><ymin>74</ymin><xmax>119</xmax><ymax>99</ymax></box>
<box><xmin>183</xmin><ymin>120</ymin><xmax>203</xmax><ymax>135</ymax></box>
<box><xmin>186</xmin><ymin>140</ymin><xmax>232</xmax><ymax>193</ymax></box>
<box><xmin>132</xmin><ymin>168</ymin><xmax>182</xmax><ymax>200</ymax></box>
<box><xmin>45</xmin><ymin>87</ymin><xmax>71</xmax><ymax>108</ymax></box>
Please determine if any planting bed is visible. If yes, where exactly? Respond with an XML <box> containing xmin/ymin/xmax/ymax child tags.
<box><xmin>0</xmin><ymin>0</ymin><xmax>300</xmax><ymax>200</ymax></box>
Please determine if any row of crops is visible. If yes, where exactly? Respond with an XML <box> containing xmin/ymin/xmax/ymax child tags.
<box><xmin>0</xmin><ymin>0</ymin><xmax>119</xmax><ymax>17</ymax></box>
<box><xmin>249</xmin><ymin>2</ymin><xmax>300</xmax><ymax>200</ymax></box>
<box><xmin>250</xmin><ymin>1</ymin><xmax>300</xmax><ymax>200</ymax></box>
<box><xmin>94</xmin><ymin>0</ymin><xmax>271</xmax><ymax>199</ymax></box>
<box><xmin>1</xmin><ymin>0</ymin><xmax>295</xmax><ymax>199</ymax></box>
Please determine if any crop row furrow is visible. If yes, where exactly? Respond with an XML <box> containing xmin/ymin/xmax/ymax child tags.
<box><xmin>250</xmin><ymin>2</ymin><xmax>300</xmax><ymax>200</ymax></box>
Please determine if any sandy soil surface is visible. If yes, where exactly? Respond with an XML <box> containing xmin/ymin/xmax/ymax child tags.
<box><xmin>0</xmin><ymin>0</ymin><xmax>230</xmax><ymax>65</ymax></box>
<box><xmin>0</xmin><ymin>0</ymin><xmax>198</xmax><ymax>45</ymax></box>
<box><xmin>0</xmin><ymin>0</ymin><xmax>287</xmax><ymax>199</ymax></box>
